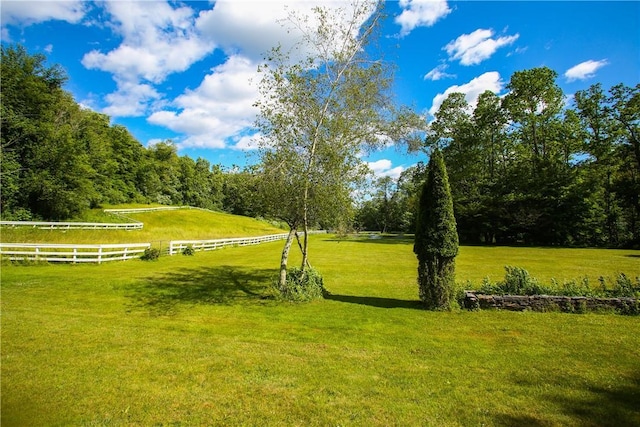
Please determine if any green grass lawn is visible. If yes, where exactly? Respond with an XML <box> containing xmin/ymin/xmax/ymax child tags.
<box><xmin>2</xmin><ymin>235</ymin><xmax>639</xmax><ymax>426</ymax></box>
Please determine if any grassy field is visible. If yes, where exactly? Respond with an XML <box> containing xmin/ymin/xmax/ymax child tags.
<box><xmin>2</xmin><ymin>234</ymin><xmax>639</xmax><ymax>426</ymax></box>
<box><xmin>0</xmin><ymin>207</ymin><xmax>286</xmax><ymax>245</ymax></box>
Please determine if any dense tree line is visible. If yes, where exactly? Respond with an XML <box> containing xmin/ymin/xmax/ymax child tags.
<box><xmin>360</xmin><ymin>68</ymin><xmax>639</xmax><ymax>248</ymax></box>
<box><xmin>1</xmin><ymin>45</ymin><xmax>256</xmax><ymax>220</ymax></box>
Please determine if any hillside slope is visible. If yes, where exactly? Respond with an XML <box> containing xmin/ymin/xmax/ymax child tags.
<box><xmin>0</xmin><ymin>207</ymin><xmax>287</xmax><ymax>244</ymax></box>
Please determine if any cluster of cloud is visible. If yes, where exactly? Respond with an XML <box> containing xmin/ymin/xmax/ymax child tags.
<box><xmin>423</xmin><ymin>28</ymin><xmax>519</xmax><ymax>83</ymax></box>
<box><xmin>2</xmin><ymin>0</ymin><xmax>613</xmax><ymax>178</ymax></box>
<box><xmin>1</xmin><ymin>0</ymin><xmax>457</xmax><ymax>156</ymax></box>
<box><xmin>3</xmin><ymin>0</ymin><xmax>385</xmax><ymax>152</ymax></box>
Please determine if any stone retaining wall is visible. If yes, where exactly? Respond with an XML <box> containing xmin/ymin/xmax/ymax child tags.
<box><xmin>464</xmin><ymin>291</ymin><xmax>639</xmax><ymax>315</ymax></box>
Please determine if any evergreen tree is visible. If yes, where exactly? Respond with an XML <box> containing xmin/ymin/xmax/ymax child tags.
<box><xmin>413</xmin><ymin>149</ymin><xmax>459</xmax><ymax>309</ymax></box>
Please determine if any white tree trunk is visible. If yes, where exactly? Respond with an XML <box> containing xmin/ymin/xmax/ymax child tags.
<box><xmin>279</xmin><ymin>228</ymin><xmax>296</xmax><ymax>289</ymax></box>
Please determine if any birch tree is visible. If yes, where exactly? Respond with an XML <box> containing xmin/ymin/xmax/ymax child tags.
<box><xmin>254</xmin><ymin>0</ymin><xmax>423</xmax><ymax>294</ymax></box>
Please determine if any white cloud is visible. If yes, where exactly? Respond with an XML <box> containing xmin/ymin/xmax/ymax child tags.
<box><xmin>367</xmin><ymin>159</ymin><xmax>405</xmax><ymax>179</ymax></box>
<box><xmin>1</xmin><ymin>1</ymin><xmax>86</xmax><ymax>27</ymax></box>
<box><xmin>196</xmin><ymin>1</ymin><xmax>297</xmax><ymax>61</ymax></box>
<box><xmin>148</xmin><ymin>55</ymin><xmax>260</xmax><ymax>150</ymax></box>
<box><xmin>445</xmin><ymin>28</ymin><xmax>519</xmax><ymax>66</ymax></box>
<box><xmin>81</xmin><ymin>1</ymin><xmax>214</xmax><ymax>116</ymax></box>
<box><xmin>429</xmin><ymin>71</ymin><xmax>503</xmax><ymax>117</ymax></box>
<box><xmin>196</xmin><ymin>0</ymin><xmax>375</xmax><ymax>62</ymax></box>
<box><xmin>102</xmin><ymin>80</ymin><xmax>162</xmax><ymax>117</ymax></box>
<box><xmin>564</xmin><ymin>59</ymin><xmax>608</xmax><ymax>82</ymax></box>
<box><xmin>232</xmin><ymin>133</ymin><xmax>262</xmax><ymax>151</ymax></box>
<box><xmin>424</xmin><ymin>63</ymin><xmax>455</xmax><ymax>81</ymax></box>
<box><xmin>395</xmin><ymin>0</ymin><xmax>451</xmax><ymax>37</ymax></box>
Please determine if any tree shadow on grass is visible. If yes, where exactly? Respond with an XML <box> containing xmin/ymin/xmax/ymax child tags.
<box><xmin>326</xmin><ymin>235</ymin><xmax>414</xmax><ymax>245</ymax></box>
<box><xmin>127</xmin><ymin>265</ymin><xmax>276</xmax><ymax>315</ymax></box>
<box><xmin>493</xmin><ymin>372</ymin><xmax>640</xmax><ymax>426</ymax></box>
<box><xmin>325</xmin><ymin>293</ymin><xmax>422</xmax><ymax>309</ymax></box>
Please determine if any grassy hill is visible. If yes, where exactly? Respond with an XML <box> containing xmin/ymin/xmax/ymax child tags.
<box><xmin>0</xmin><ymin>206</ymin><xmax>287</xmax><ymax>244</ymax></box>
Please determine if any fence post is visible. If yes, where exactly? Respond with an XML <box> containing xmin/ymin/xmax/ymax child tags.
<box><xmin>98</xmin><ymin>246</ymin><xmax>103</xmax><ymax>264</ymax></box>
<box><xmin>123</xmin><ymin>246</ymin><xmax>128</xmax><ymax>261</ymax></box>
<box><xmin>73</xmin><ymin>247</ymin><xmax>78</xmax><ymax>264</ymax></box>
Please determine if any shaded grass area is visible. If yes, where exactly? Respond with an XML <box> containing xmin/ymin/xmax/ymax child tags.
<box><xmin>0</xmin><ymin>207</ymin><xmax>286</xmax><ymax>245</ymax></box>
<box><xmin>2</xmin><ymin>236</ymin><xmax>639</xmax><ymax>426</ymax></box>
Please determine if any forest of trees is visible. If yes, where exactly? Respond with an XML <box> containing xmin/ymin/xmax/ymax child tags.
<box><xmin>1</xmin><ymin>45</ymin><xmax>257</xmax><ymax>220</ymax></box>
<box><xmin>1</xmin><ymin>45</ymin><xmax>638</xmax><ymax>248</ymax></box>
<box><xmin>360</xmin><ymin>68</ymin><xmax>639</xmax><ymax>248</ymax></box>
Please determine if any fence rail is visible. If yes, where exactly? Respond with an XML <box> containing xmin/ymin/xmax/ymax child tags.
<box><xmin>169</xmin><ymin>234</ymin><xmax>290</xmax><ymax>255</ymax></box>
<box><xmin>0</xmin><ymin>242</ymin><xmax>151</xmax><ymax>263</ymax></box>
<box><xmin>169</xmin><ymin>231</ymin><xmax>326</xmax><ymax>255</ymax></box>
<box><xmin>1</xmin><ymin>207</ymin><xmax>190</xmax><ymax>230</ymax></box>
<box><xmin>0</xmin><ymin>221</ymin><xmax>142</xmax><ymax>230</ymax></box>
<box><xmin>104</xmin><ymin>206</ymin><xmax>187</xmax><ymax>214</ymax></box>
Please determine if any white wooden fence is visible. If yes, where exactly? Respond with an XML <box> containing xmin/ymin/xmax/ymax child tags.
<box><xmin>0</xmin><ymin>221</ymin><xmax>143</xmax><ymax>230</ymax></box>
<box><xmin>0</xmin><ymin>242</ymin><xmax>151</xmax><ymax>264</ymax></box>
<box><xmin>0</xmin><ymin>206</ymin><xmax>189</xmax><ymax>230</ymax></box>
<box><xmin>103</xmin><ymin>206</ymin><xmax>187</xmax><ymax>215</ymax></box>
<box><xmin>168</xmin><ymin>231</ymin><xmax>326</xmax><ymax>255</ymax></box>
<box><xmin>169</xmin><ymin>233</ymin><xmax>290</xmax><ymax>255</ymax></box>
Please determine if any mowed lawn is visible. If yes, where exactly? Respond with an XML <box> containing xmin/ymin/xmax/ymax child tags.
<box><xmin>2</xmin><ymin>235</ymin><xmax>639</xmax><ymax>426</ymax></box>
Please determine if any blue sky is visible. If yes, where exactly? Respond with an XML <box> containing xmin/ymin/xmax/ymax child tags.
<box><xmin>2</xmin><ymin>1</ymin><xmax>639</xmax><ymax>178</ymax></box>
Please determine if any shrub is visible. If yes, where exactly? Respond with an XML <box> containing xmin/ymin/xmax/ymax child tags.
<box><xmin>560</xmin><ymin>277</ymin><xmax>594</xmax><ymax>297</ymax></box>
<box><xmin>140</xmin><ymin>248</ymin><xmax>160</xmax><ymax>261</ymax></box>
<box><xmin>502</xmin><ymin>266</ymin><xmax>544</xmax><ymax>295</ymax></box>
<box><xmin>278</xmin><ymin>267</ymin><xmax>326</xmax><ymax>302</ymax></box>
<box><xmin>611</xmin><ymin>273</ymin><xmax>640</xmax><ymax>298</ymax></box>
<box><xmin>182</xmin><ymin>245</ymin><xmax>196</xmax><ymax>256</ymax></box>
<box><xmin>413</xmin><ymin>149</ymin><xmax>458</xmax><ymax>310</ymax></box>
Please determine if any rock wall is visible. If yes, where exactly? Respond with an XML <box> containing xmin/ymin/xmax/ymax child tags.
<box><xmin>464</xmin><ymin>291</ymin><xmax>639</xmax><ymax>315</ymax></box>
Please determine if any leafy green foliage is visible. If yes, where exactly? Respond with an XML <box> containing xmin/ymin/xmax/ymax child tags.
<box><xmin>277</xmin><ymin>267</ymin><xmax>326</xmax><ymax>302</ymax></box>
<box><xmin>140</xmin><ymin>248</ymin><xmax>160</xmax><ymax>261</ymax></box>
<box><xmin>182</xmin><ymin>245</ymin><xmax>196</xmax><ymax>256</ymax></box>
<box><xmin>414</xmin><ymin>150</ymin><xmax>458</xmax><ymax>258</ymax></box>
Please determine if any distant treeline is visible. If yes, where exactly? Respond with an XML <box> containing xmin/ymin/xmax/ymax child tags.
<box><xmin>2</xmin><ymin>45</ymin><xmax>639</xmax><ymax>248</ymax></box>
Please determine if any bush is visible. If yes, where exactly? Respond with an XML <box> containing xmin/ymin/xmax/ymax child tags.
<box><xmin>140</xmin><ymin>248</ymin><xmax>160</xmax><ymax>261</ymax></box>
<box><xmin>182</xmin><ymin>245</ymin><xmax>196</xmax><ymax>256</ymax></box>
<box><xmin>502</xmin><ymin>266</ymin><xmax>546</xmax><ymax>295</ymax></box>
<box><xmin>610</xmin><ymin>273</ymin><xmax>640</xmax><ymax>298</ymax></box>
<box><xmin>278</xmin><ymin>267</ymin><xmax>326</xmax><ymax>302</ymax></box>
